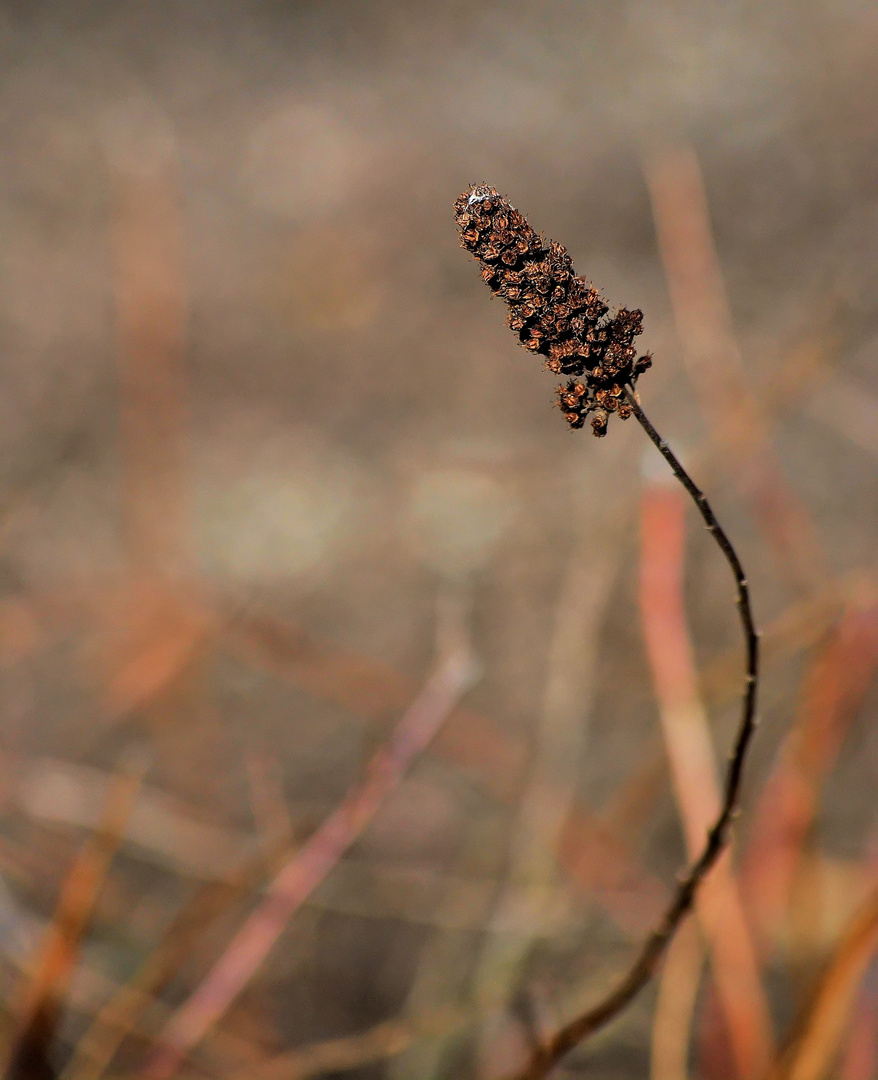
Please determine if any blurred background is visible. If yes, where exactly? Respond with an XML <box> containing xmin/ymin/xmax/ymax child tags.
<box><xmin>0</xmin><ymin>2</ymin><xmax>876</xmax><ymax>1079</ymax></box>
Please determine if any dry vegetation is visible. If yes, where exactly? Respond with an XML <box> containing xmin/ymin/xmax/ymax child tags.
<box><xmin>0</xmin><ymin>2</ymin><xmax>876</xmax><ymax>1080</ymax></box>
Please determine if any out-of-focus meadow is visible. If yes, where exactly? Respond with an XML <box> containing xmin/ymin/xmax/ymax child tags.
<box><xmin>0</xmin><ymin>2</ymin><xmax>877</xmax><ymax>1079</ymax></box>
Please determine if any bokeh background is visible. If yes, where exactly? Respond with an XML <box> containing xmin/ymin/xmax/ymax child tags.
<box><xmin>0</xmin><ymin>2</ymin><xmax>876</xmax><ymax>1079</ymax></box>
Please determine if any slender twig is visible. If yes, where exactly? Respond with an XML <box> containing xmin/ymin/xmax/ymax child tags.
<box><xmin>509</xmin><ymin>385</ymin><xmax>759</xmax><ymax>1080</ymax></box>
<box><xmin>453</xmin><ymin>186</ymin><xmax>761</xmax><ymax>1077</ymax></box>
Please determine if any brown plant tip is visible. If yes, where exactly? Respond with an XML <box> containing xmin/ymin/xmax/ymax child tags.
<box><xmin>454</xmin><ymin>184</ymin><xmax>653</xmax><ymax>435</ymax></box>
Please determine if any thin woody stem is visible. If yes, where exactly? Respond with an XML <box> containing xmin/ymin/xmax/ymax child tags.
<box><xmin>510</xmin><ymin>386</ymin><xmax>759</xmax><ymax>1080</ymax></box>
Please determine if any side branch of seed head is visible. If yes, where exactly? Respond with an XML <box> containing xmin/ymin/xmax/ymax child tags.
<box><xmin>453</xmin><ymin>184</ymin><xmax>652</xmax><ymax>436</ymax></box>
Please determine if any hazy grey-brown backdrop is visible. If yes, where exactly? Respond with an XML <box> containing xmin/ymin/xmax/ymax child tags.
<box><xmin>0</xmin><ymin>2</ymin><xmax>876</xmax><ymax>1079</ymax></box>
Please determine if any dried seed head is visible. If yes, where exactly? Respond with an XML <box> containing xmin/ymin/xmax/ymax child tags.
<box><xmin>454</xmin><ymin>184</ymin><xmax>652</xmax><ymax>436</ymax></box>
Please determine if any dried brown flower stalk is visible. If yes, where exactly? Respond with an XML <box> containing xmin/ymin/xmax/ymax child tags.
<box><xmin>454</xmin><ymin>184</ymin><xmax>760</xmax><ymax>1079</ymax></box>
<box><xmin>453</xmin><ymin>184</ymin><xmax>652</xmax><ymax>436</ymax></box>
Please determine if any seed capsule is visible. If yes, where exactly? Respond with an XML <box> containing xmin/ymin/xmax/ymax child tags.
<box><xmin>454</xmin><ymin>184</ymin><xmax>651</xmax><ymax>435</ymax></box>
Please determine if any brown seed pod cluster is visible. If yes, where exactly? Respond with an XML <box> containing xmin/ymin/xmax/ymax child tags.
<box><xmin>454</xmin><ymin>184</ymin><xmax>652</xmax><ymax>436</ymax></box>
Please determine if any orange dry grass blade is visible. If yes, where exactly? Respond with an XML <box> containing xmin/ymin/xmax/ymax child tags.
<box><xmin>644</xmin><ymin>144</ymin><xmax>825</xmax><ymax>591</ymax></box>
<box><xmin>139</xmin><ymin>644</ymin><xmax>479</xmax><ymax>1080</ymax></box>
<box><xmin>639</xmin><ymin>480</ymin><xmax>774</xmax><ymax>1080</ymax></box>
<box><xmin>5</xmin><ymin>762</ymin><xmax>143</xmax><ymax>1080</ymax></box>
<box><xmin>95</xmin><ymin>579</ymin><xmax>230</xmax><ymax>813</ymax></box>
<box><xmin>104</xmin><ymin>105</ymin><xmax>247</xmax><ymax>813</ymax></box>
<box><xmin>108</xmin><ymin>111</ymin><xmax>190</xmax><ymax>580</ymax></box>
<box><xmin>769</xmin><ymin>888</ymin><xmax>878</xmax><ymax>1080</ymax></box>
<box><xmin>61</xmin><ymin>844</ymin><xmax>283</xmax><ymax>1080</ymax></box>
<box><xmin>741</xmin><ymin>598</ymin><xmax>878</xmax><ymax>946</ymax></box>
<box><xmin>99</xmin><ymin>580</ymin><xmax>215</xmax><ymax>722</ymax></box>
<box><xmin>839</xmin><ymin>967</ymin><xmax>878</xmax><ymax>1080</ymax></box>
<box><xmin>651</xmin><ymin>917</ymin><xmax>704</xmax><ymax>1080</ymax></box>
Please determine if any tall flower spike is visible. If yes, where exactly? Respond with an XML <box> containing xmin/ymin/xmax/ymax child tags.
<box><xmin>454</xmin><ymin>184</ymin><xmax>652</xmax><ymax>436</ymax></box>
<box><xmin>453</xmin><ymin>184</ymin><xmax>761</xmax><ymax>1080</ymax></box>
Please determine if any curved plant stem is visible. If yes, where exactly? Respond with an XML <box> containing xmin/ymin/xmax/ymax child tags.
<box><xmin>510</xmin><ymin>386</ymin><xmax>759</xmax><ymax>1080</ymax></box>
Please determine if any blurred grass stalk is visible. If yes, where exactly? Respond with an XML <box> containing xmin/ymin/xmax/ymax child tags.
<box><xmin>839</xmin><ymin>961</ymin><xmax>878</xmax><ymax>1080</ymax></box>
<box><xmin>139</xmin><ymin>605</ymin><xmax>479</xmax><ymax>1080</ymax></box>
<box><xmin>644</xmin><ymin>141</ymin><xmax>871</xmax><ymax>1079</ymax></box>
<box><xmin>392</xmin><ymin>459</ymin><xmax>634</xmax><ymax>1080</ymax></box>
<box><xmin>107</xmin><ymin>102</ymin><xmax>190</xmax><ymax>582</ymax></box>
<box><xmin>644</xmin><ymin>143</ymin><xmax>825</xmax><ymax>593</ymax></box>
<box><xmin>769</xmin><ymin>887</ymin><xmax>878</xmax><ymax>1080</ymax></box>
<box><xmin>6</xmin><ymin>114</ymin><xmax>876</xmax><ymax>1080</ymax></box>
<box><xmin>651</xmin><ymin>917</ymin><xmax>704</xmax><ymax>1080</ymax></box>
<box><xmin>639</xmin><ymin>476</ymin><xmax>774</xmax><ymax>1080</ymax></box>
<box><xmin>102</xmin><ymin>99</ymin><xmax>236</xmax><ymax>825</ymax></box>
<box><xmin>471</xmin><ymin>478</ymin><xmax>631</xmax><ymax>1078</ymax></box>
<box><xmin>741</xmin><ymin>598</ymin><xmax>878</xmax><ymax>952</ymax></box>
<box><xmin>5</xmin><ymin>758</ymin><xmax>144</xmax><ymax>1080</ymax></box>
